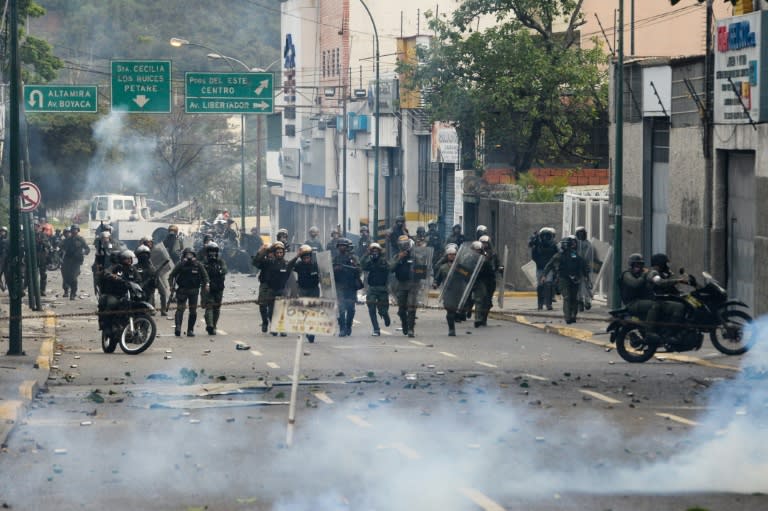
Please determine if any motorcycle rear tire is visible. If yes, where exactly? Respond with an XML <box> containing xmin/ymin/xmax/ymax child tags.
<box><xmin>101</xmin><ymin>331</ymin><xmax>118</xmax><ymax>353</ymax></box>
<box><xmin>710</xmin><ymin>309</ymin><xmax>754</xmax><ymax>356</ymax></box>
<box><xmin>119</xmin><ymin>314</ymin><xmax>157</xmax><ymax>355</ymax></box>
<box><xmin>615</xmin><ymin>326</ymin><xmax>657</xmax><ymax>363</ymax></box>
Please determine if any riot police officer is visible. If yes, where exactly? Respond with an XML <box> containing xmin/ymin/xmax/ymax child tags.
<box><xmin>360</xmin><ymin>242</ymin><xmax>391</xmax><ymax>336</ymax></box>
<box><xmin>646</xmin><ymin>253</ymin><xmax>687</xmax><ymax>342</ymax></box>
<box><xmin>169</xmin><ymin>247</ymin><xmax>210</xmax><ymax>337</ymax></box>
<box><xmin>333</xmin><ymin>237</ymin><xmax>362</xmax><ymax>337</ymax></box>
<box><xmin>619</xmin><ymin>253</ymin><xmax>654</xmax><ymax>319</ymax></box>
<box><xmin>434</xmin><ymin>245</ymin><xmax>458</xmax><ymax>336</ymax></box>
<box><xmin>390</xmin><ymin>234</ymin><xmax>420</xmax><ymax>337</ymax></box>
<box><xmin>134</xmin><ymin>244</ymin><xmax>157</xmax><ymax>306</ymax></box>
<box><xmin>288</xmin><ymin>244</ymin><xmax>321</xmax><ymax>342</ymax></box>
<box><xmin>163</xmin><ymin>224</ymin><xmax>183</xmax><ymax>264</ymax></box>
<box><xmin>304</xmin><ymin>226</ymin><xmax>324</xmax><ymax>252</ymax></box>
<box><xmin>253</xmin><ymin>241</ymin><xmax>291</xmax><ymax>336</ymax></box>
<box><xmin>201</xmin><ymin>242</ymin><xmax>227</xmax><ymax>336</ymax></box>
<box><xmin>357</xmin><ymin>225</ymin><xmax>372</xmax><ymax>258</ymax></box>
<box><xmin>60</xmin><ymin>224</ymin><xmax>90</xmax><ymax>300</ymax></box>
<box><xmin>543</xmin><ymin>236</ymin><xmax>588</xmax><ymax>324</ymax></box>
<box><xmin>530</xmin><ymin>227</ymin><xmax>558</xmax><ymax>310</ymax></box>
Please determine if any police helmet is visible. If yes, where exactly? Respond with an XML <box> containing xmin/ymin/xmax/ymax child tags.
<box><xmin>278</xmin><ymin>228</ymin><xmax>289</xmax><ymax>235</ymax></box>
<box><xmin>168</xmin><ymin>224</ymin><xmax>179</xmax><ymax>233</ymax></box>
<box><xmin>650</xmin><ymin>253</ymin><xmax>670</xmax><ymax>268</ymax></box>
<box><xmin>445</xmin><ymin>242</ymin><xmax>458</xmax><ymax>252</ymax></box>
<box><xmin>427</xmin><ymin>220</ymin><xmax>437</xmax><ymax>228</ymax></box>
<box><xmin>476</xmin><ymin>225</ymin><xmax>488</xmax><ymax>236</ymax></box>
<box><xmin>103</xmin><ymin>224</ymin><xmax>113</xmax><ymax>232</ymax></box>
<box><xmin>416</xmin><ymin>226</ymin><xmax>426</xmax><ymax>235</ymax></box>
<box><xmin>119</xmin><ymin>249</ymin><xmax>135</xmax><ymax>262</ymax></box>
<box><xmin>0</xmin><ymin>226</ymin><xmax>7</xmax><ymax>232</ymax></box>
<box><xmin>308</xmin><ymin>226</ymin><xmax>319</xmax><ymax>236</ymax></box>
<box><xmin>336</xmin><ymin>237</ymin><xmax>353</xmax><ymax>248</ymax></box>
<box><xmin>271</xmin><ymin>241</ymin><xmax>286</xmax><ymax>251</ymax></box>
<box><xmin>70</xmin><ymin>224</ymin><xmax>80</xmax><ymax>232</ymax></box>
<box><xmin>452</xmin><ymin>224</ymin><xmax>462</xmax><ymax>231</ymax></box>
<box><xmin>575</xmin><ymin>226</ymin><xmax>587</xmax><ymax>240</ymax></box>
<box><xmin>445</xmin><ymin>246</ymin><xmax>458</xmax><ymax>255</ymax></box>
<box><xmin>628</xmin><ymin>253</ymin><xmax>644</xmax><ymax>266</ymax></box>
<box><xmin>397</xmin><ymin>234</ymin><xmax>413</xmax><ymax>251</ymax></box>
<box><xmin>135</xmin><ymin>244</ymin><xmax>151</xmax><ymax>256</ymax></box>
<box><xmin>182</xmin><ymin>247</ymin><xmax>195</xmax><ymax>257</ymax></box>
<box><xmin>140</xmin><ymin>236</ymin><xmax>152</xmax><ymax>244</ymax></box>
<box><xmin>539</xmin><ymin>226</ymin><xmax>555</xmax><ymax>236</ymax></box>
<box><xmin>479</xmin><ymin>235</ymin><xmax>491</xmax><ymax>244</ymax></box>
<box><xmin>205</xmin><ymin>241</ymin><xmax>220</xmax><ymax>251</ymax></box>
<box><xmin>369</xmin><ymin>242</ymin><xmax>382</xmax><ymax>252</ymax></box>
<box><xmin>360</xmin><ymin>225</ymin><xmax>369</xmax><ymax>232</ymax></box>
<box><xmin>470</xmin><ymin>240</ymin><xmax>483</xmax><ymax>252</ymax></box>
<box><xmin>395</xmin><ymin>215</ymin><xmax>405</xmax><ymax>223</ymax></box>
<box><xmin>298</xmin><ymin>244</ymin><xmax>313</xmax><ymax>256</ymax></box>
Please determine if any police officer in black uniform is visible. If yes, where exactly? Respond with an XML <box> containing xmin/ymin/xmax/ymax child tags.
<box><xmin>169</xmin><ymin>247</ymin><xmax>210</xmax><ymax>337</ymax></box>
<box><xmin>252</xmin><ymin>241</ymin><xmax>291</xmax><ymax>336</ymax></box>
<box><xmin>201</xmin><ymin>241</ymin><xmax>227</xmax><ymax>336</ymax></box>
<box><xmin>288</xmin><ymin>244</ymin><xmax>321</xmax><ymax>342</ymax></box>
<box><xmin>333</xmin><ymin>237</ymin><xmax>361</xmax><ymax>337</ymax></box>
<box><xmin>360</xmin><ymin>242</ymin><xmax>391</xmax><ymax>336</ymax></box>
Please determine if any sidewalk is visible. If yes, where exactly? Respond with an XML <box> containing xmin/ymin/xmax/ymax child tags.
<box><xmin>0</xmin><ymin>301</ymin><xmax>56</xmax><ymax>446</ymax></box>
<box><xmin>490</xmin><ymin>292</ymin><xmax>612</xmax><ymax>345</ymax></box>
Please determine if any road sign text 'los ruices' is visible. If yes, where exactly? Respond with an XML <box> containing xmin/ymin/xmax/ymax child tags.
<box><xmin>111</xmin><ymin>60</ymin><xmax>171</xmax><ymax>113</ymax></box>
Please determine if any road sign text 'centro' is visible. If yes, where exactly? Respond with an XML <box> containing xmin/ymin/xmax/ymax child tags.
<box><xmin>184</xmin><ymin>72</ymin><xmax>274</xmax><ymax>114</ymax></box>
<box><xmin>111</xmin><ymin>60</ymin><xmax>172</xmax><ymax>113</ymax></box>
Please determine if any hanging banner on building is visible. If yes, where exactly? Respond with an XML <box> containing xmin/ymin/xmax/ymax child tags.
<box><xmin>714</xmin><ymin>11</ymin><xmax>768</xmax><ymax>124</ymax></box>
<box><xmin>431</xmin><ymin>123</ymin><xmax>459</xmax><ymax>164</ymax></box>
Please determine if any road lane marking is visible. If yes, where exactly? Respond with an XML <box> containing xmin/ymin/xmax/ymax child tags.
<box><xmin>379</xmin><ymin>442</ymin><xmax>421</xmax><ymax>460</ymax></box>
<box><xmin>521</xmin><ymin>373</ymin><xmax>548</xmax><ymax>381</ymax></box>
<box><xmin>216</xmin><ymin>329</ymin><xmax>228</xmax><ymax>335</ymax></box>
<box><xmin>250</xmin><ymin>350</ymin><xmax>263</xmax><ymax>357</ymax></box>
<box><xmin>476</xmin><ymin>361</ymin><xmax>497</xmax><ymax>368</ymax></box>
<box><xmin>313</xmin><ymin>391</ymin><xmax>334</xmax><ymax>404</ymax></box>
<box><xmin>409</xmin><ymin>340</ymin><xmax>426</xmax><ymax>346</ymax></box>
<box><xmin>458</xmin><ymin>487</ymin><xmax>506</xmax><ymax>511</ymax></box>
<box><xmin>656</xmin><ymin>412</ymin><xmax>698</xmax><ymax>426</ymax></box>
<box><xmin>266</xmin><ymin>362</ymin><xmax>280</xmax><ymax>369</ymax></box>
<box><xmin>440</xmin><ymin>351</ymin><xmax>458</xmax><ymax>358</ymax></box>
<box><xmin>579</xmin><ymin>390</ymin><xmax>622</xmax><ymax>404</ymax></box>
<box><xmin>346</xmin><ymin>415</ymin><xmax>372</xmax><ymax>428</ymax></box>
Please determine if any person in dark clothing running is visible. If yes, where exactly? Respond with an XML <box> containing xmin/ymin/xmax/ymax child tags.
<box><xmin>169</xmin><ymin>247</ymin><xmax>210</xmax><ymax>337</ymax></box>
<box><xmin>333</xmin><ymin>237</ymin><xmax>362</xmax><ymax>337</ymax></box>
<box><xmin>360</xmin><ymin>242</ymin><xmax>391</xmax><ymax>336</ymax></box>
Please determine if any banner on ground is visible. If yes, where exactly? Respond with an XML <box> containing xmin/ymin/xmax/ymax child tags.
<box><xmin>271</xmin><ymin>297</ymin><xmax>338</xmax><ymax>335</ymax></box>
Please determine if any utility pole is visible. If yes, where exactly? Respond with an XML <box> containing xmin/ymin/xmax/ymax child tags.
<box><xmin>612</xmin><ymin>0</ymin><xmax>624</xmax><ymax>309</ymax></box>
<box><xmin>8</xmin><ymin>0</ymin><xmax>23</xmax><ymax>354</ymax></box>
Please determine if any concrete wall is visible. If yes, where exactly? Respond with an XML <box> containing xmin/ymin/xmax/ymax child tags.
<box><xmin>477</xmin><ymin>198</ymin><xmax>562</xmax><ymax>291</ymax></box>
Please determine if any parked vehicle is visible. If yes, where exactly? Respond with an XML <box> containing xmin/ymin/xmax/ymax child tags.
<box><xmin>607</xmin><ymin>271</ymin><xmax>754</xmax><ymax>363</ymax></box>
<box><xmin>99</xmin><ymin>282</ymin><xmax>157</xmax><ymax>355</ymax></box>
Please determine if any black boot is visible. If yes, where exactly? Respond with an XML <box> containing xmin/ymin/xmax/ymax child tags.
<box><xmin>174</xmin><ymin>310</ymin><xmax>183</xmax><ymax>336</ymax></box>
<box><xmin>259</xmin><ymin>305</ymin><xmax>269</xmax><ymax>332</ymax></box>
<box><xmin>382</xmin><ymin>311</ymin><xmax>391</xmax><ymax>327</ymax></box>
<box><xmin>368</xmin><ymin>306</ymin><xmax>380</xmax><ymax>336</ymax></box>
<box><xmin>447</xmin><ymin>313</ymin><xmax>456</xmax><ymax>336</ymax></box>
<box><xmin>338</xmin><ymin>317</ymin><xmax>347</xmax><ymax>337</ymax></box>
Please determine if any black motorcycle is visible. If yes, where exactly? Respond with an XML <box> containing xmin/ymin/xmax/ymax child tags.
<box><xmin>607</xmin><ymin>271</ymin><xmax>754</xmax><ymax>363</ymax></box>
<box><xmin>99</xmin><ymin>282</ymin><xmax>157</xmax><ymax>355</ymax></box>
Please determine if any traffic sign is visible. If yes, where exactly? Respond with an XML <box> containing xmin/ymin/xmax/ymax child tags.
<box><xmin>184</xmin><ymin>72</ymin><xmax>273</xmax><ymax>114</ymax></box>
<box><xmin>111</xmin><ymin>60</ymin><xmax>172</xmax><ymax>113</ymax></box>
<box><xmin>24</xmin><ymin>85</ymin><xmax>98</xmax><ymax>113</ymax></box>
<box><xmin>20</xmin><ymin>181</ymin><xmax>41</xmax><ymax>212</ymax></box>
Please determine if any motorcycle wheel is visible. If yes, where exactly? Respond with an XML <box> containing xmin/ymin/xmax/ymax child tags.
<box><xmin>119</xmin><ymin>314</ymin><xmax>157</xmax><ymax>355</ymax></box>
<box><xmin>101</xmin><ymin>330</ymin><xmax>118</xmax><ymax>354</ymax></box>
<box><xmin>46</xmin><ymin>260</ymin><xmax>60</xmax><ymax>271</ymax></box>
<box><xmin>710</xmin><ymin>310</ymin><xmax>754</xmax><ymax>355</ymax></box>
<box><xmin>615</xmin><ymin>326</ymin><xmax>657</xmax><ymax>363</ymax></box>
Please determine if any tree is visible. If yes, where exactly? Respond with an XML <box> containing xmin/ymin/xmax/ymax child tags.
<box><xmin>407</xmin><ymin>0</ymin><xmax>608</xmax><ymax>173</ymax></box>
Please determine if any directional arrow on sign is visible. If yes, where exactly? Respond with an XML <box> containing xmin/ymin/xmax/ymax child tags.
<box><xmin>133</xmin><ymin>95</ymin><xmax>150</xmax><ymax>108</ymax></box>
<box><xmin>254</xmin><ymin>80</ymin><xmax>270</xmax><ymax>95</ymax></box>
<box><xmin>28</xmin><ymin>90</ymin><xmax>44</xmax><ymax>108</ymax></box>
<box><xmin>254</xmin><ymin>101</ymin><xmax>270</xmax><ymax>110</ymax></box>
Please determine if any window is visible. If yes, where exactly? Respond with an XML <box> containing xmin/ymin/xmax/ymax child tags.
<box><xmin>322</xmin><ymin>51</ymin><xmax>326</xmax><ymax>78</ymax></box>
<box><xmin>113</xmin><ymin>200</ymin><xmax>124</xmax><ymax>210</ymax></box>
<box><xmin>335</xmin><ymin>48</ymin><xmax>340</xmax><ymax>76</ymax></box>
<box><xmin>95</xmin><ymin>197</ymin><xmax>108</xmax><ymax>210</ymax></box>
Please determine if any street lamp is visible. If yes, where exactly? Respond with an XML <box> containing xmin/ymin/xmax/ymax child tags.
<box><xmin>170</xmin><ymin>37</ymin><xmax>265</xmax><ymax>236</ymax></box>
<box><xmin>359</xmin><ymin>0</ymin><xmax>380</xmax><ymax>239</ymax></box>
<box><xmin>208</xmin><ymin>54</ymin><xmax>279</xmax><ymax>235</ymax></box>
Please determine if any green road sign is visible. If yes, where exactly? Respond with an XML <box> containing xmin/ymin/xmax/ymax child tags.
<box><xmin>184</xmin><ymin>72</ymin><xmax>273</xmax><ymax>114</ymax></box>
<box><xmin>111</xmin><ymin>60</ymin><xmax>171</xmax><ymax>113</ymax></box>
<box><xmin>24</xmin><ymin>85</ymin><xmax>98</xmax><ymax>113</ymax></box>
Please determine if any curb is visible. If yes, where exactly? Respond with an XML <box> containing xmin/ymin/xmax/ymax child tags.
<box><xmin>0</xmin><ymin>312</ymin><xmax>56</xmax><ymax>446</ymax></box>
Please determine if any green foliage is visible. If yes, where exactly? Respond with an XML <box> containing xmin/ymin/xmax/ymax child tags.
<box><xmin>517</xmin><ymin>172</ymin><xmax>567</xmax><ymax>203</ymax></box>
<box><xmin>405</xmin><ymin>0</ymin><xmax>608</xmax><ymax>172</ymax></box>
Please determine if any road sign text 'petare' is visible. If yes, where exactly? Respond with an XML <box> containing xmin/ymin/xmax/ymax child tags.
<box><xmin>111</xmin><ymin>60</ymin><xmax>172</xmax><ymax>113</ymax></box>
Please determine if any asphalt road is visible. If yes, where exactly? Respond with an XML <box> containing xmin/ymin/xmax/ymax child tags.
<box><xmin>1</xmin><ymin>269</ymin><xmax>766</xmax><ymax>511</ymax></box>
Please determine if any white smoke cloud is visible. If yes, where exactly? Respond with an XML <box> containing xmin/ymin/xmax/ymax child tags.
<box><xmin>86</xmin><ymin>111</ymin><xmax>159</xmax><ymax>193</ymax></box>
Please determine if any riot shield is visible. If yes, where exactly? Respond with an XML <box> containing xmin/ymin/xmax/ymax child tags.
<box><xmin>497</xmin><ymin>245</ymin><xmax>509</xmax><ymax>308</ymax></box>
<box><xmin>315</xmin><ymin>251</ymin><xmax>337</xmax><ymax>300</ymax></box>
<box><xmin>412</xmin><ymin>246</ymin><xmax>434</xmax><ymax>307</ymax></box>
<box><xmin>438</xmin><ymin>243</ymin><xmax>485</xmax><ymax>312</ymax></box>
<box><xmin>281</xmin><ymin>251</ymin><xmax>299</xmax><ymax>297</ymax></box>
<box><xmin>521</xmin><ymin>260</ymin><xmax>538</xmax><ymax>288</ymax></box>
<box><xmin>150</xmin><ymin>242</ymin><xmax>172</xmax><ymax>275</ymax></box>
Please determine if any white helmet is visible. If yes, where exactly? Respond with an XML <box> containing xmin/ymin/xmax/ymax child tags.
<box><xmin>479</xmin><ymin>235</ymin><xmax>490</xmax><ymax>244</ymax></box>
<box><xmin>369</xmin><ymin>242</ymin><xmax>382</xmax><ymax>251</ymax></box>
<box><xmin>445</xmin><ymin>246</ymin><xmax>457</xmax><ymax>255</ymax></box>
<box><xmin>205</xmin><ymin>241</ymin><xmax>219</xmax><ymax>250</ymax></box>
<box><xmin>470</xmin><ymin>241</ymin><xmax>483</xmax><ymax>252</ymax></box>
<box><xmin>135</xmin><ymin>245</ymin><xmax>150</xmax><ymax>255</ymax></box>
